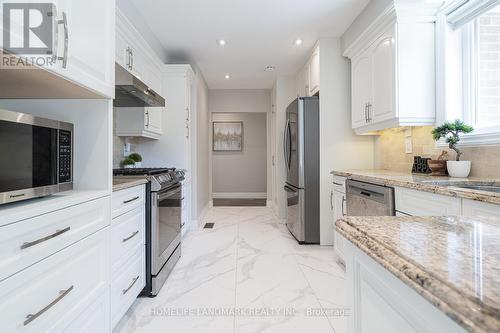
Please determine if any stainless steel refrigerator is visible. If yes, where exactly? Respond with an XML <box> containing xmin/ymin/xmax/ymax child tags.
<box><xmin>283</xmin><ymin>97</ymin><xmax>320</xmax><ymax>244</ymax></box>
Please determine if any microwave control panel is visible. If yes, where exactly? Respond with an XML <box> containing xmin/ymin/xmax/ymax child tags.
<box><xmin>59</xmin><ymin>130</ymin><xmax>72</xmax><ymax>183</ymax></box>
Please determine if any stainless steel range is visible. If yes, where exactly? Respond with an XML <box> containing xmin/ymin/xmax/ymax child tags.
<box><xmin>113</xmin><ymin>167</ymin><xmax>185</xmax><ymax>296</ymax></box>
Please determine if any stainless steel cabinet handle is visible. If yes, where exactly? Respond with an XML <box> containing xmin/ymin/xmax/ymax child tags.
<box><xmin>364</xmin><ymin>103</ymin><xmax>368</xmax><ymax>123</ymax></box>
<box><xmin>341</xmin><ymin>196</ymin><xmax>346</xmax><ymax>216</ymax></box>
<box><xmin>126</xmin><ymin>47</ymin><xmax>131</xmax><ymax>69</ymax></box>
<box><xmin>130</xmin><ymin>48</ymin><xmax>134</xmax><ymax>71</ymax></box>
<box><xmin>122</xmin><ymin>276</ymin><xmax>140</xmax><ymax>295</ymax></box>
<box><xmin>330</xmin><ymin>190</ymin><xmax>334</xmax><ymax>210</ymax></box>
<box><xmin>367</xmin><ymin>103</ymin><xmax>372</xmax><ymax>122</ymax></box>
<box><xmin>145</xmin><ymin>110</ymin><xmax>150</xmax><ymax>128</ymax></box>
<box><xmin>56</xmin><ymin>12</ymin><xmax>68</xmax><ymax>68</ymax></box>
<box><xmin>122</xmin><ymin>230</ymin><xmax>139</xmax><ymax>243</ymax></box>
<box><xmin>24</xmin><ymin>285</ymin><xmax>73</xmax><ymax>326</ymax></box>
<box><xmin>21</xmin><ymin>227</ymin><xmax>71</xmax><ymax>249</ymax></box>
<box><xmin>123</xmin><ymin>196</ymin><xmax>140</xmax><ymax>204</ymax></box>
<box><xmin>333</xmin><ymin>182</ymin><xmax>343</xmax><ymax>186</ymax></box>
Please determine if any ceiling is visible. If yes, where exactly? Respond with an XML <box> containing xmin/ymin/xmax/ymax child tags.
<box><xmin>122</xmin><ymin>0</ymin><xmax>369</xmax><ymax>89</ymax></box>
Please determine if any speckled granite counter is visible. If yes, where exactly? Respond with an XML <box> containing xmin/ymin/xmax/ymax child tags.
<box><xmin>112</xmin><ymin>178</ymin><xmax>147</xmax><ymax>192</ymax></box>
<box><xmin>331</xmin><ymin>169</ymin><xmax>500</xmax><ymax>205</ymax></box>
<box><xmin>336</xmin><ymin>216</ymin><xmax>500</xmax><ymax>333</ymax></box>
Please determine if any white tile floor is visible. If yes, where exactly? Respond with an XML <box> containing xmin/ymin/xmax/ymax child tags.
<box><xmin>115</xmin><ymin>207</ymin><xmax>348</xmax><ymax>333</ymax></box>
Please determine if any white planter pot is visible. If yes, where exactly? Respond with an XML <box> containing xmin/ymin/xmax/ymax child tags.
<box><xmin>124</xmin><ymin>164</ymin><xmax>134</xmax><ymax>169</ymax></box>
<box><xmin>135</xmin><ymin>162</ymin><xmax>142</xmax><ymax>168</ymax></box>
<box><xmin>447</xmin><ymin>161</ymin><xmax>471</xmax><ymax>178</ymax></box>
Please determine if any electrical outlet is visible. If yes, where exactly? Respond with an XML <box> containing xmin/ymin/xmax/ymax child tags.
<box><xmin>405</xmin><ymin>137</ymin><xmax>413</xmax><ymax>154</ymax></box>
<box><xmin>123</xmin><ymin>143</ymin><xmax>131</xmax><ymax>156</ymax></box>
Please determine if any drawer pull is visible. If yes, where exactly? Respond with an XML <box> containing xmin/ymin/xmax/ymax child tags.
<box><xmin>24</xmin><ymin>285</ymin><xmax>74</xmax><ymax>326</ymax></box>
<box><xmin>333</xmin><ymin>182</ymin><xmax>343</xmax><ymax>186</ymax></box>
<box><xmin>20</xmin><ymin>227</ymin><xmax>71</xmax><ymax>250</ymax></box>
<box><xmin>122</xmin><ymin>230</ymin><xmax>140</xmax><ymax>243</ymax></box>
<box><xmin>123</xmin><ymin>196</ymin><xmax>140</xmax><ymax>204</ymax></box>
<box><xmin>122</xmin><ymin>276</ymin><xmax>140</xmax><ymax>295</ymax></box>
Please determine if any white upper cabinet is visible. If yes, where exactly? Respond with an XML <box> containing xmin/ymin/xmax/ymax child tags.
<box><xmin>371</xmin><ymin>28</ymin><xmax>395</xmax><ymax>124</ymax></box>
<box><xmin>295</xmin><ymin>44</ymin><xmax>320</xmax><ymax>97</ymax></box>
<box><xmin>308</xmin><ymin>45</ymin><xmax>320</xmax><ymax>96</ymax></box>
<box><xmin>344</xmin><ymin>2</ymin><xmax>439</xmax><ymax>134</ymax></box>
<box><xmin>115</xmin><ymin>8</ymin><xmax>165</xmax><ymax>140</ymax></box>
<box><xmin>0</xmin><ymin>0</ymin><xmax>115</xmax><ymax>98</ymax></box>
<box><xmin>351</xmin><ymin>49</ymin><xmax>372</xmax><ymax>128</ymax></box>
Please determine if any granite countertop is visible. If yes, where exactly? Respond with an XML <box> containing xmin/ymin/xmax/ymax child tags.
<box><xmin>112</xmin><ymin>178</ymin><xmax>148</xmax><ymax>192</ymax></box>
<box><xmin>336</xmin><ymin>216</ymin><xmax>500</xmax><ymax>333</ymax></box>
<box><xmin>331</xmin><ymin>169</ymin><xmax>500</xmax><ymax>205</ymax></box>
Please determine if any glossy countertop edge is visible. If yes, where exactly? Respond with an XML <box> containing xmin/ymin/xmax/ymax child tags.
<box><xmin>112</xmin><ymin>178</ymin><xmax>148</xmax><ymax>192</ymax></box>
<box><xmin>335</xmin><ymin>217</ymin><xmax>499</xmax><ymax>333</ymax></box>
<box><xmin>331</xmin><ymin>169</ymin><xmax>500</xmax><ymax>205</ymax></box>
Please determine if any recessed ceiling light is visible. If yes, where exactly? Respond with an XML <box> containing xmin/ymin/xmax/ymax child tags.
<box><xmin>264</xmin><ymin>65</ymin><xmax>275</xmax><ymax>72</ymax></box>
<box><xmin>224</xmin><ymin>74</ymin><xmax>230</xmax><ymax>79</ymax></box>
<box><xmin>294</xmin><ymin>38</ymin><xmax>303</xmax><ymax>46</ymax></box>
<box><xmin>217</xmin><ymin>39</ymin><xmax>226</xmax><ymax>46</ymax></box>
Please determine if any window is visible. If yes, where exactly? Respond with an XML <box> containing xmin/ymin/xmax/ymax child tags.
<box><xmin>439</xmin><ymin>0</ymin><xmax>500</xmax><ymax>145</ymax></box>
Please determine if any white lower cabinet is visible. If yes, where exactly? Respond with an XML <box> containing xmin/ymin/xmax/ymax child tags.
<box><xmin>343</xmin><ymin>234</ymin><xmax>467</xmax><ymax>333</ymax></box>
<box><xmin>62</xmin><ymin>293</ymin><xmax>110</xmax><ymax>333</ymax></box>
<box><xmin>332</xmin><ymin>176</ymin><xmax>347</xmax><ymax>261</ymax></box>
<box><xmin>111</xmin><ymin>185</ymin><xmax>146</xmax><ymax>329</ymax></box>
<box><xmin>0</xmin><ymin>228</ymin><xmax>110</xmax><ymax>333</ymax></box>
<box><xmin>462</xmin><ymin>199</ymin><xmax>500</xmax><ymax>216</ymax></box>
<box><xmin>395</xmin><ymin>187</ymin><xmax>461</xmax><ymax>216</ymax></box>
<box><xmin>111</xmin><ymin>246</ymin><xmax>145</xmax><ymax>328</ymax></box>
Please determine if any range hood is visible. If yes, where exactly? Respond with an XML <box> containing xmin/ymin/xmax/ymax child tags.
<box><xmin>114</xmin><ymin>63</ymin><xmax>165</xmax><ymax>107</ymax></box>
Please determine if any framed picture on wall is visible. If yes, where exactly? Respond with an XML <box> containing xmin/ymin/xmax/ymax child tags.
<box><xmin>213</xmin><ymin>121</ymin><xmax>243</xmax><ymax>151</ymax></box>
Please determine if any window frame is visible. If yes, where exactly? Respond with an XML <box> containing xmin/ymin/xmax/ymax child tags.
<box><xmin>437</xmin><ymin>2</ymin><xmax>500</xmax><ymax>147</ymax></box>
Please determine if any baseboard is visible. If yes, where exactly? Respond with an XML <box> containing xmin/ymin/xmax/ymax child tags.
<box><xmin>212</xmin><ymin>192</ymin><xmax>267</xmax><ymax>199</ymax></box>
<box><xmin>191</xmin><ymin>200</ymin><xmax>213</xmax><ymax>229</ymax></box>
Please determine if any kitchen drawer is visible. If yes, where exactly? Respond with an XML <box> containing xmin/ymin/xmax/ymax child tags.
<box><xmin>0</xmin><ymin>197</ymin><xmax>110</xmax><ymax>281</ymax></box>
<box><xmin>332</xmin><ymin>175</ymin><xmax>347</xmax><ymax>193</ymax></box>
<box><xmin>395</xmin><ymin>187</ymin><xmax>461</xmax><ymax>216</ymax></box>
<box><xmin>112</xmin><ymin>185</ymin><xmax>145</xmax><ymax>219</ymax></box>
<box><xmin>111</xmin><ymin>246</ymin><xmax>145</xmax><ymax>328</ymax></box>
<box><xmin>463</xmin><ymin>199</ymin><xmax>500</xmax><ymax>216</ymax></box>
<box><xmin>0</xmin><ymin>228</ymin><xmax>109</xmax><ymax>333</ymax></box>
<box><xmin>111</xmin><ymin>205</ymin><xmax>145</xmax><ymax>274</ymax></box>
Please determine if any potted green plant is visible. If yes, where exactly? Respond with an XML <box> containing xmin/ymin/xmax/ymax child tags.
<box><xmin>121</xmin><ymin>157</ymin><xmax>136</xmax><ymax>169</ymax></box>
<box><xmin>432</xmin><ymin>120</ymin><xmax>474</xmax><ymax>178</ymax></box>
<box><xmin>128</xmin><ymin>153</ymin><xmax>143</xmax><ymax>168</ymax></box>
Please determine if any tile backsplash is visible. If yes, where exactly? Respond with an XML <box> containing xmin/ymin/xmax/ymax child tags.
<box><xmin>374</xmin><ymin>126</ymin><xmax>500</xmax><ymax>178</ymax></box>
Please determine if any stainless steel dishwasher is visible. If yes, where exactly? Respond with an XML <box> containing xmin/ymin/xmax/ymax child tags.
<box><xmin>346</xmin><ymin>179</ymin><xmax>395</xmax><ymax>216</ymax></box>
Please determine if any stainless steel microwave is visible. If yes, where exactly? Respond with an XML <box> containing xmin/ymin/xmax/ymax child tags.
<box><xmin>0</xmin><ymin>109</ymin><xmax>73</xmax><ymax>205</ymax></box>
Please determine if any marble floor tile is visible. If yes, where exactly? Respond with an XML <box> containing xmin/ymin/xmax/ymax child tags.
<box><xmin>115</xmin><ymin>207</ymin><xmax>348</xmax><ymax>333</ymax></box>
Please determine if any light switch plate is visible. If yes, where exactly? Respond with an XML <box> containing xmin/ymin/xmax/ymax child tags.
<box><xmin>405</xmin><ymin>137</ymin><xmax>413</xmax><ymax>154</ymax></box>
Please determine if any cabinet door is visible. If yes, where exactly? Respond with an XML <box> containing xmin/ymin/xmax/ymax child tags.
<box><xmin>351</xmin><ymin>51</ymin><xmax>372</xmax><ymax>129</ymax></box>
<box><xmin>334</xmin><ymin>191</ymin><xmax>346</xmax><ymax>222</ymax></box>
<box><xmin>55</xmin><ymin>0</ymin><xmax>115</xmax><ymax>98</ymax></box>
<box><xmin>145</xmin><ymin>108</ymin><xmax>163</xmax><ymax>135</ymax></box>
<box><xmin>115</xmin><ymin>30</ymin><xmax>130</xmax><ymax>71</ymax></box>
<box><xmin>371</xmin><ymin>28</ymin><xmax>396</xmax><ymax>124</ymax></box>
<box><xmin>308</xmin><ymin>46</ymin><xmax>320</xmax><ymax>95</ymax></box>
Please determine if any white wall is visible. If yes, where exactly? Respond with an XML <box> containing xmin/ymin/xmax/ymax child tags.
<box><xmin>194</xmin><ymin>73</ymin><xmax>211</xmax><ymax>219</ymax></box>
<box><xmin>318</xmin><ymin>37</ymin><xmax>374</xmax><ymax>245</ymax></box>
<box><xmin>208</xmin><ymin>89</ymin><xmax>272</xmax><ymax>200</ymax></box>
<box><xmin>211</xmin><ymin>112</ymin><xmax>267</xmax><ymax>197</ymax></box>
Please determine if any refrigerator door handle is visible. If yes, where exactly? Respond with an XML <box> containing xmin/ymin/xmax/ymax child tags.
<box><xmin>283</xmin><ymin>119</ymin><xmax>290</xmax><ymax>171</ymax></box>
<box><xmin>287</xmin><ymin>120</ymin><xmax>292</xmax><ymax>170</ymax></box>
<box><xmin>284</xmin><ymin>184</ymin><xmax>297</xmax><ymax>193</ymax></box>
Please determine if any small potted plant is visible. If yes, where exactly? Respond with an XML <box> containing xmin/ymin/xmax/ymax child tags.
<box><xmin>128</xmin><ymin>153</ymin><xmax>143</xmax><ymax>168</ymax></box>
<box><xmin>432</xmin><ymin>120</ymin><xmax>474</xmax><ymax>178</ymax></box>
<box><xmin>121</xmin><ymin>157</ymin><xmax>136</xmax><ymax>169</ymax></box>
